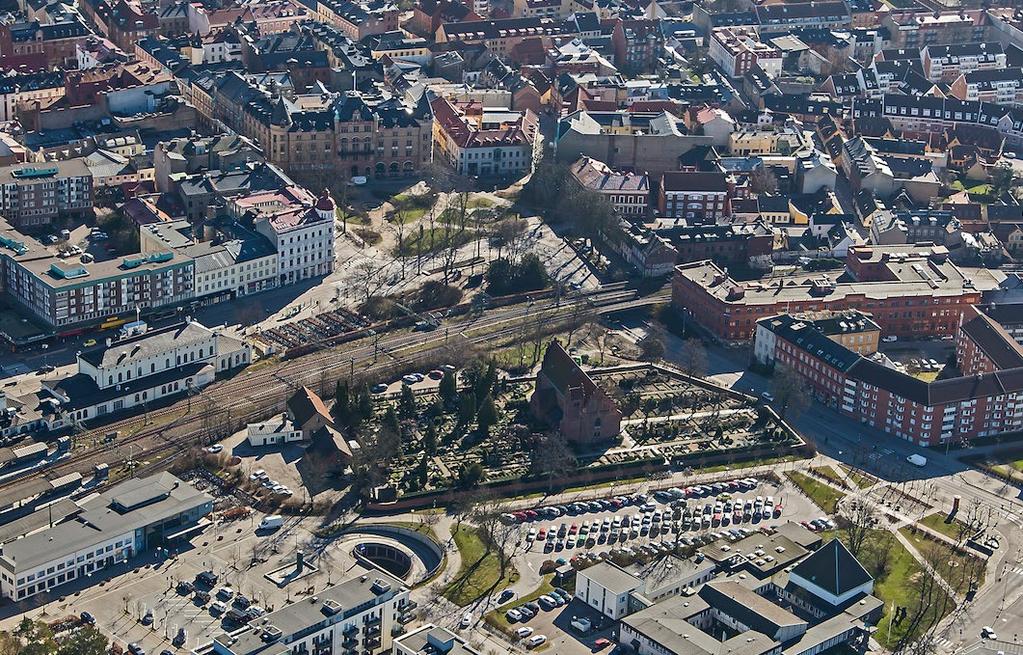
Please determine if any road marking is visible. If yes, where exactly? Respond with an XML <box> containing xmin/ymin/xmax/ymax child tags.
<box><xmin>934</xmin><ymin>637</ymin><xmax>955</xmax><ymax>652</ymax></box>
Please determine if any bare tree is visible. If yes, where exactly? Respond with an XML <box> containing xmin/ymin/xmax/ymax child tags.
<box><xmin>679</xmin><ymin>337</ymin><xmax>708</xmax><ymax>377</ymax></box>
<box><xmin>354</xmin><ymin>260</ymin><xmax>385</xmax><ymax>304</ymax></box>
<box><xmin>769</xmin><ymin>365</ymin><xmax>812</xmax><ymax>419</ymax></box>
<box><xmin>839</xmin><ymin>499</ymin><xmax>874</xmax><ymax>558</ymax></box>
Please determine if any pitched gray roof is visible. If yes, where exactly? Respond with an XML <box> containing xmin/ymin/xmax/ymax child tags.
<box><xmin>789</xmin><ymin>539</ymin><xmax>872</xmax><ymax>598</ymax></box>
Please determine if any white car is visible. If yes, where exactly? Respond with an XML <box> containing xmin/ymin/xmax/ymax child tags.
<box><xmin>402</xmin><ymin>374</ymin><xmax>418</xmax><ymax>385</ymax></box>
<box><xmin>460</xmin><ymin>613</ymin><xmax>472</xmax><ymax>628</ymax></box>
<box><xmin>525</xmin><ymin>635</ymin><xmax>547</xmax><ymax>648</ymax></box>
<box><xmin>981</xmin><ymin>627</ymin><xmax>997</xmax><ymax>640</ymax></box>
<box><xmin>209</xmin><ymin>601</ymin><xmax>228</xmax><ymax>615</ymax></box>
<box><xmin>204</xmin><ymin>445</ymin><xmax>223</xmax><ymax>454</ymax></box>
<box><xmin>515</xmin><ymin>627</ymin><xmax>534</xmax><ymax>638</ymax></box>
<box><xmin>505</xmin><ymin>609</ymin><xmax>522</xmax><ymax>622</ymax></box>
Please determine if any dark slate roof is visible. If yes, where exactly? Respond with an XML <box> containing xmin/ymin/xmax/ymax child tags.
<box><xmin>960</xmin><ymin>309</ymin><xmax>1023</xmax><ymax>370</ymax></box>
<box><xmin>790</xmin><ymin>539</ymin><xmax>872</xmax><ymax>598</ymax></box>
<box><xmin>661</xmin><ymin>171</ymin><xmax>729</xmax><ymax>192</ymax></box>
<box><xmin>980</xmin><ymin>303</ymin><xmax>1023</xmax><ymax>326</ymax></box>
<box><xmin>758</xmin><ymin>314</ymin><xmax>861</xmax><ymax>373</ymax></box>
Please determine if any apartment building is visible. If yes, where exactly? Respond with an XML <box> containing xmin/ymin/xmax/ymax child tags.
<box><xmin>0</xmin><ymin>160</ymin><xmax>93</xmax><ymax>229</ymax></box>
<box><xmin>921</xmin><ymin>43</ymin><xmax>1005</xmax><ymax>83</ymax></box>
<box><xmin>0</xmin><ymin>70</ymin><xmax>65</xmax><ymax>123</ymax></box>
<box><xmin>316</xmin><ymin>0</ymin><xmax>398</xmax><ymax>41</ymax></box>
<box><xmin>140</xmin><ymin>219</ymin><xmax>279</xmax><ymax>301</ymax></box>
<box><xmin>431</xmin><ymin>97</ymin><xmax>542</xmax><ymax>177</ymax></box>
<box><xmin>2</xmin><ymin>12</ymin><xmax>93</xmax><ymax>68</ymax></box>
<box><xmin>709</xmin><ymin>27</ymin><xmax>782</xmax><ymax>79</ymax></box>
<box><xmin>755</xmin><ymin>309</ymin><xmax>1023</xmax><ymax>447</ymax></box>
<box><xmin>568</xmin><ymin>156</ymin><xmax>649</xmax><ymax>216</ymax></box>
<box><xmin>211</xmin><ymin>566</ymin><xmax>413</xmax><ymax>655</ymax></box>
<box><xmin>753</xmin><ymin>310</ymin><xmax>881</xmax><ymax>369</ymax></box>
<box><xmin>883</xmin><ymin>10</ymin><xmax>985</xmax><ymax>49</ymax></box>
<box><xmin>658</xmin><ymin>172</ymin><xmax>731</xmax><ymax>223</ymax></box>
<box><xmin>949</xmin><ymin>68</ymin><xmax>1023</xmax><ymax>106</ymax></box>
<box><xmin>754</xmin><ymin>1</ymin><xmax>850</xmax><ymax>34</ymax></box>
<box><xmin>254</xmin><ymin>189</ymin><xmax>336</xmax><ymax>284</ymax></box>
<box><xmin>671</xmin><ymin>259</ymin><xmax>986</xmax><ymax>343</ymax></box>
<box><xmin>0</xmin><ymin>219</ymin><xmax>194</xmax><ymax>330</ymax></box>
<box><xmin>0</xmin><ymin>473</ymin><xmax>212</xmax><ymax>601</ymax></box>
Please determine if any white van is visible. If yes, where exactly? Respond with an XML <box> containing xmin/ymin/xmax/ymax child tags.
<box><xmin>258</xmin><ymin>515</ymin><xmax>284</xmax><ymax>531</ymax></box>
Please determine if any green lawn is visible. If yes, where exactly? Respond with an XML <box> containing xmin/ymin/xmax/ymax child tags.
<box><xmin>388</xmin><ymin>207</ymin><xmax>428</xmax><ymax>223</ymax></box>
<box><xmin>485</xmin><ymin>574</ymin><xmax>555</xmax><ymax>635</ymax></box>
<box><xmin>785</xmin><ymin>471</ymin><xmax>846</xmax><ymax>513</ymax></box>
<box><xmin>698</xmin><ymin>454</ymin><xmax>805</xmax><ymax>474</ymax></box>
<box><xmin>468</xmin><ymin>196</ymin><xmax>495</xmax><ymax>209</ymax></box>
<box><xmin>394</xmin><ymin>227</ymin><xmax>475</xmax><ymax>257</ymax></box>
<box><xmin>918</xmin><ymin>512</ymin><xmax>971</xmax><ymax>542</ymax></box>
<box><xmin>443</xmin><ymin>525</ymin><xmax>519</xmax><ymax>606</ymax></box>
<box><xmin>839</xmin><ymin>465</ymin><xmax>875</xmax><ymax>489</ymax></box>
<box><xmin>899</xmin><ymin>526</ymin><xmax>986</xmax><ymax>594</ymax></box>
<box><xmin>828</xmin><ymin>529</ymin><xmax>954</xmax><ymax>648</ymax></box>
<box><xmin>811</xmin><ymin>466</ymin><xmax>847</xmax><ymax>488</ymax></box>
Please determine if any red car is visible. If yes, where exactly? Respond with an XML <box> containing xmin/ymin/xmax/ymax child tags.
<box><xmin>594</xmin><ymin>638</ymin><xmax>611</xmax><ymax>650</ymax></box>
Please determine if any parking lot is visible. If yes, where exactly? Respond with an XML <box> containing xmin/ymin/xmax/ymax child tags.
<box><xmin>505</xmin><ymin>598</ymin><xmax>614</xmax><ymax>655</ymax></box>
<box><xmin>507</xmin><ymin>475</ymin><xmax>822</xmax><ymax>565</ymax></box>
<box><xmin>4</xmin><ymin>514</ymin><xmax>368</xmax><ymax>655</ymax></box>
<box><xmin>487</xmin><ymin>474</ymin><xmax>826</xmax><ymax>651</ymax></box>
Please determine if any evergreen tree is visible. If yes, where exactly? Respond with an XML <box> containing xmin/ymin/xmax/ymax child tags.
<box><xmin>458</xmin><ymin>392</ymin><xmax>477</xmax><ymax>425</ymax></box>
<box><xmin>424</xmin><ymin>421</ymin><xmax>438</xmax><ymax>455</ymax></box>
<box><xmin>382</xmin><ymin>405</ymin><xmax>400</xmax><ymax>435</ymax></box>
<box><xmin>398</xmin><ymin>383</ymin><xmax>417</xmax><ymax>418</ymax></box>
<box><xmin>335</xmin><ymin>381</ymin><xmax>351</xmax><ymax>423</ymax></box>
<box><xmin>356</xmin><ymin>383</ymin><xmax>373</xmax><ymax>422</ymax></box>
<box><xmin>477</xmin><ymin>394</ymin><xmax>499</xmax><ymax>434</ymax></box>
<box><xmin>439</xmin><ymin>370</ymin><xmax>457</xmax><ymax>405</ymax></box>
<box><xmin>417</xmin><ymin>454</ymin><xmax>429</xmax><ymax>486</ymax></box>
<box><xmin>458</xmin><ymin>461</ymin><xmax>484</xmax><ymax>488</ymax></box>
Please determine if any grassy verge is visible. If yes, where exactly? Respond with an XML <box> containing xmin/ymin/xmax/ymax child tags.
<box><xmin>699</xmin><ymin>454</ymin><xmax>805</xmax><ymax>474</ymax></box>
<box><xmin>469</xmin><ymin>196</ymin><xmax>495</xmax><ymax>209</ymax></box>
<box><xmin>785</xmin><ymin>471</ymin><xmax>845</xmax><ymax>513</ymax></box>
<box><xmin>811</xmin><ymin>466</ymin><xmax>847</xmax><ymax>488</ymax></box>
<box><xmin>443</xmin><ymin>525</ymin><xmax>519</xmax><ymax>606</ymax></box>
<box><xmin>394</xmin><ymin>227</ymin><xmax>475</xmax><ymax>257</ymax></box>
<box><xmin>899</xmin><ymin>525</ymin><xmax>986</xmax><ymax>594</ymax></box>
<box><xmin>839</xmin><ymin>465</ymin><xmax>875</xmax><ymax>489</ymax></box>
<box><xmin>828</xmin><ymin>529</ymin><xmax>953</xmax><ymax>648</ymax></box>
<box><xmin>484</xmin><ymin>574</ymin><xmax>555</xmax><ymax>636</ymax></box>
<box><xmin>918</xmin><ymin>513</ymin><xmax>970</xmax><ymax>542</ymax></box>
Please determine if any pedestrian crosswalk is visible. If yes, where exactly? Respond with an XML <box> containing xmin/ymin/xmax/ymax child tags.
<box><xmin>1006</xmin><ymin>564</ymin><xmax>1023</xmax><ymax>576</ymax></box>
<box><xmin>934</xmin><ymin>637</ymin><xmax>956</xmax><ymax>653</ymax></box>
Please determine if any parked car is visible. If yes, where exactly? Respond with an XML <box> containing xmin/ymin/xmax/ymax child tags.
<box><xmin>515</xmin><ymin>627</ymin><xmax>534</xmax><ymax>638</ymax></box>
<box><xmin>80</xmin><ymin>612</ymin><xmax>96</xmax><ymax>625</ymax></box>
<box><xmin>127</xmin><ymin>644</ymin><xmax>145</xmax><ymax>655</ymax></box>
<box><xmin>204</xmin><ymin>445</ymin><xmax>223</xmax><ymax>454</ymax></box>
<box><xmin>505</xmin><ymin>609</ymin><xmax>523</xmax><ymax>622</ymax></box>
<box><xmin>210</xmin><ymin>601</ymin><xmax>228</xmax><ymax>615</ymax></box>
<box><xmin>525</xmin><ymin>635</ymin><xmax>547</xmax><ymax>648</ymax></box>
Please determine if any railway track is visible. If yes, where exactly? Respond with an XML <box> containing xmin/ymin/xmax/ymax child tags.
<box><xmin>0</xmin><ymin>287</ymin><xmax>667</xmax><ymax>499</ymax></box>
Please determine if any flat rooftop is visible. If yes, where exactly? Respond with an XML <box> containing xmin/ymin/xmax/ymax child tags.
<box><xmin>214</xmin><ymin>566</ymin><xmax>406</xmax><ymax>655</ymax></box>
<box><xmin>0</xmin><ymin>472</ymin><xmax>211</xmax><ymax>572</ymax></box>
